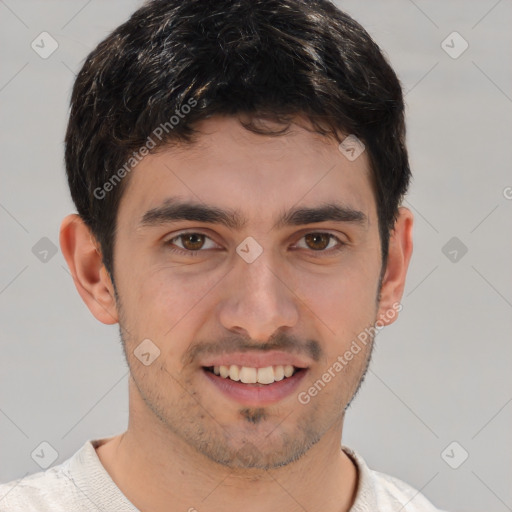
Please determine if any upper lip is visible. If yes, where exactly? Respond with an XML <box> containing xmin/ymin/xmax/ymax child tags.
<box><xmin>201</xmin><ymin>351</ymin><xmax>310</xmax><ymax>369</ymax></box>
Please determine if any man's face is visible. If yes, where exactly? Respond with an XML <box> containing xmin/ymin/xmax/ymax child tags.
<box><xmin>112</xmin><ymin>116</ymin><xmax>387</xmax><ymax>469</ymax></box>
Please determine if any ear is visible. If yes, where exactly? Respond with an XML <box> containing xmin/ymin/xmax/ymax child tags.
<box><xmin>59</xmin><ymin>214</ymin><xmax>119</xmax><ymax>325</ymax></box>
<box><xmin>376</xmin><ymin>206</ymin><xmax>413</xmax><ymax>326</ymax></box>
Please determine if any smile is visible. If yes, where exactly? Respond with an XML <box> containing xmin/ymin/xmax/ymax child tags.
<box><xmin>205</xmin><ymin>364</ymin><xmax>300</xmax><ymax>384</ymax></box>
<box><xmin>202</xmin><ymin>365</ymin><xmax>308</xmax><ymax>406</ymax></box>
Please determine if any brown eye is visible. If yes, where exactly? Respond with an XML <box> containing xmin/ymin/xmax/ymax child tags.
<box><xmin>294</xmin><ymin>232</ymin><xmax>345</xmax><ymax>256</ymax></box>
<box><xmin>165</xmin><ymin>232</ymin><xmax>219</xmax><ymax>254</ymax></box>
<box><xmin>304</xmin><ymin>233</ymin><xmax>332</xmax><ymax>251</ymax></box>
<box><xmin>178</xmin><ymin>233</ymin><xmax>206</xmax><ymax>250</ymax></box>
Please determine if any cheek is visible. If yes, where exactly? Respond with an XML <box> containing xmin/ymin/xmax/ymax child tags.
<box><xmin>295</xmin><ymin>261</ymin><xmax>379</xmax><ymax>334</ymax></box>
<box><xmin>121</xmin><ymin>265</ymin><xmax>222</xmax><ymax>351</ymax></box>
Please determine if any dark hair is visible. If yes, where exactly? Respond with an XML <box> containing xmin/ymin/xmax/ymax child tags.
<box><xmin>64</xmin><ymin>0</ymin><xmax>410</xmax><ymax>281</ymax></box>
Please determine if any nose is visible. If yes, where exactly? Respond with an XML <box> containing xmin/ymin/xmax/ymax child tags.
<box><xmin>218</xmin><ymin>251</ymin><xmax>300</xmax><ymax>343</ymax></box>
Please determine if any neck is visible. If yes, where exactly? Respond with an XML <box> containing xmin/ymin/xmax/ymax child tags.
<box><xmin>96</xmin><ymin>399</ymin><xmax>358</xmax><ymax>512</ymax></box>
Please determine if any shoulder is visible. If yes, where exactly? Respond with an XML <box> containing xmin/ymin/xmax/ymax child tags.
<box><xmin>0</xmin><ymin>459</ymin><xmax>79</xmax><ymax>512</ymax></box>
<box><xmin>0</xmin><ymin>438</ymin><xmax>137</xmax><ymax>512</ymax></box>
<box><xmin>371</xmin><ymin>470</ymin><xmax>447</xmax><ymax>511</ymax></box>
<box><xmin>342</xmin><ymin>446</ymin><xmax>448</xmax><ymax>512</ymax></box>
<box><xmin>0</xmin><ymin>439</ymin><xmax>109</xmax><ymax>512</ymax></box>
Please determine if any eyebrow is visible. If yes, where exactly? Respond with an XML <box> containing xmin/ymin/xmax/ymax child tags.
<box><xmin>138</xmin><ymin>197</ymin><xmax>367</xmax><ymax>231</ymax></box>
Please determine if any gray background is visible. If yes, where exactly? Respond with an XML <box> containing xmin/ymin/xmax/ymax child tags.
<box><xmin>1</xmin><ymin>1</ymin><xmax>511</xmax><ymax>511</ymax></box>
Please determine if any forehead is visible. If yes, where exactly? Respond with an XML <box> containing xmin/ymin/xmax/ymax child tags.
<box><xmin>117</xmin><ymin>116</ymin><xmax>376</xmax><ymax>229</ymax></box>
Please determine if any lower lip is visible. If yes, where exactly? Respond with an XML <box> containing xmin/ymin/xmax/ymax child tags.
<box><xmin>202</xmin><ymin>368</ymin><xmax>308</xmax><ymax>407</ymax></box>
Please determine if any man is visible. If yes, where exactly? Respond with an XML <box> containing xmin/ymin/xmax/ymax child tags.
<box><xmin>0</xmin><ymin>0</ymin><xmax>448</xmax><ymax>510</ymax></box>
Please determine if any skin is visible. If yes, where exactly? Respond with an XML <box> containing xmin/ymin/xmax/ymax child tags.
<box><xmin>60</xmin><ymin>115</ymin><xmax>413</xmax><ymax>512</ymax></box>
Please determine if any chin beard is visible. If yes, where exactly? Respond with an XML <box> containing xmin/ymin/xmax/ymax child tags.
<box><xmin>194</xmin><ymin>415</ymin><xmax>324</xmax><ymax>470</ymax></box>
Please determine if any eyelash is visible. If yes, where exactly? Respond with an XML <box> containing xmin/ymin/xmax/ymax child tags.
<box><xmin>163</xmin><ymin>231</ymin><xmax>346</xmax><ymax>257</ymax></box>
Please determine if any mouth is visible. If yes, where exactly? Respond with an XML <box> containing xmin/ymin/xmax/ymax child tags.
<box><xmin>201</xmin><ymin>364</ymin><xmax>308</xmax><ymax>406</ymax></box>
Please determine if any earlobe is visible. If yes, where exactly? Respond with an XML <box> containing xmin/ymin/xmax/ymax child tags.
<box><xmin>376</xmin><ymin>207</ymin><xmax>414</xmax><ymax>326</ymax></box>
<box><xmin>59</xmin><ymin>214</ymin><xmax>119</xmax><ymax>325</ymax></box>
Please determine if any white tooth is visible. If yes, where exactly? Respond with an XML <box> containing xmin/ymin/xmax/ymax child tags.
<box><xmin>239</xmin><ymin>366</ymin><xmax>257</xmax><ymax>384</ymax></box>
<box><xmin>219</xmin><ymin>365</ymin><xmax>230</xmax><ymax>378</ymax></box>
<box><xmin>284</xmin><ymin>365</ymin><xmax>294</xmax><ymax>378</ymax></box>
<box><xmin>213</xmin><ymin>366</ymin><xmax>220</xmax><ymax>375</ymax></box>
<box><xmin>257</xmin><ymin>366</ymin><xmax>275</xmax><ymax>384</ymax></box>
<box><xmin>229</xmin><ymin>364</ymin><xmax>240</xmax><ymax>381</ymax></box>
<box><xmin>273</xmin><ymin>365</ymin><xmax>285</xmax><ymax>381</ymax></box>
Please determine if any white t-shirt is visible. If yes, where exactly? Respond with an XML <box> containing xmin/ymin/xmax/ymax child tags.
<box><xmin>0</xmin><ymin>439</ymin><xmax>447</xmax><ymax>511</ymax></box>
